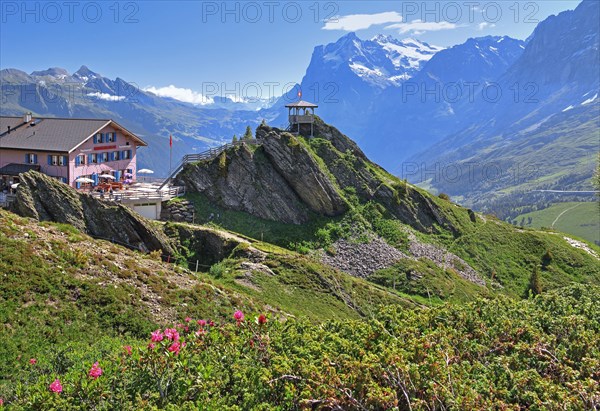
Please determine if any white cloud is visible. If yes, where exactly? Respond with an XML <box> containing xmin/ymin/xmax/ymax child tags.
<box><xmin>478</xmin><ymin>22</ymin><xmax>496</xmax><ymax>30</ymax></box>
<box><xmin>143</xmin><ymin>85</ymin><xmax>214</xmax><ymax>105</ymax></box>
<box><xmin>322</xmin><ymin>11</ymin><xmax>403</xmax><ymax>31</ymax></box>
<box><xmin>86</xmin><ymin>92</ymin><xmax>125</xmax><ymax>102</ymax></box>
<box><xmin>386</xmin><ymin>20</ymin><xmax>463</xmax><ymax>34</ymax></box>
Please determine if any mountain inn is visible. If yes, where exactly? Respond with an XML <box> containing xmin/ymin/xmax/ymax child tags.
<box><xmin>0</xmin><ymin>113</ymin><xmax>147</xmax><ymax>189</ymax></box>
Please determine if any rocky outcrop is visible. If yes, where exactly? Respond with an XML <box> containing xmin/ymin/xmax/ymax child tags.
<box><xmin>178</xmin><ymin>118</ymin><xmax>469</xmax><ymax>235</ymax></box>
<box><xmin>177</xmin><ymin>143</ymin><xmax>311</xmax><ymax>224</ymax></box>
<box><xmin>259</xmin><ymin>128</ymin><xmax>348</xmax><ymax>216</ymax></box>
<box><xmin>164</xmin><ymin>222</ymin><xmax>264</xmax><ymax>267</ymax></box>
<box><xmin>160</xmin><ymin>199</ymin><xmax>196</xmax><ymax>223</ymax></box>
<box><xmin>13</xmin><ymin>171</ymin><xmax>175</xmax><ymax>254</ymax></box>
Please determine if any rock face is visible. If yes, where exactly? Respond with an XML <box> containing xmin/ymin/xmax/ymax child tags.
<box><xmin>178</xmin><ymin>117</ymin><xmax>467</xmax><ymax>235</ymax></box>
<box><xmin>13</xmin><ymin>171</ymin><xmax>175</xmax><ymax>254</ymax></box>
<box><xmin>161</xmin><ymin>199</ymin><xmax>196</xmax><ymax>223</ymax></box>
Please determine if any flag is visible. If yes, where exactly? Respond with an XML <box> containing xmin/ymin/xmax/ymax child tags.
<box><xmin>170</xmin><ymin>134</ymin><xmax>172</xmax><ymax>147</ymax></box>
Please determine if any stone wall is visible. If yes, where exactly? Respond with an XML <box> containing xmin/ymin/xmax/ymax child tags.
<box><xmin>160</xmin><ymin>199</ymin><xmax>196</xmax><ymax>223</ymax></box>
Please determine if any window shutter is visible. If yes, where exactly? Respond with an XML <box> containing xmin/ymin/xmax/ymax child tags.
<box><xmin>62</xmin><ymin>156</ymin><xmax>68</xmax><ymax>165</ymax></box>
<box><xmin>115</xmin><ymin>170</ymin><xmax>121</xmax><ymax>181</ymax></box>
<box><xmin>25</xmin><ymin>154</ymin><xmax>29</xmax><ymax>163</ymax></box>
<box><xmin>94</xmin><ymin>134</ymin><xmax>97</xmax><ymax>144</ymax></box>
<box><xmin>76</xmin><ymin>181</ymin><xmax>81</xmax><ymax>189</ymax></box>
<box><xmin>75</xmin><ymin>156</ymin><xmax>80</xmax><ymax>166</ymax></box>
<box><xmin>33</xmin><ymin>154</ymin><xmax>37</xmax><ymax>164</ymax></box>
<box><xmin>109</xmin><ymin>152</ymin><xmax>114</xmax><ymax>161</ymax></box>
<box><xmin>48</xmin><ymin>155</ymin><xmax>52</xmax><ymax>165</ymax></box>
<box><xmin>88</xmin><ymin>154</ymin><xmax>93</xmax><ymax>164</ymax></box>
<box><xmin>128</xmin><ymin>150</ymin><xmax>132</xmax><ymax>159</ymax></box>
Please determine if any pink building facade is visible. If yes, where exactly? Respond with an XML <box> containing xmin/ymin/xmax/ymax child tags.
<box><xmin>0</xmin><ymin>116</ymin><xmax>146</xmax><ymax>189</ymax></box>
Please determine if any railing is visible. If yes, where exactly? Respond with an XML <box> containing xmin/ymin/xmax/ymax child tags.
<box><xmin>158</xmin><ymin>139</ymin><xmax>260</xmax><ymax>190</ymax></box>
<box><xmin>289</xmin><ymin>115</ymin><xmax>315</xmax><ymax>124</ymax></box>
<box><xmin>90</xmin><ymin>186</ymin><xmax>185</xmax><ymax>203</ymax></box>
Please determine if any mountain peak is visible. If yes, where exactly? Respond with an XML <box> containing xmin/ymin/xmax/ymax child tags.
<box><xmin>30</xmin><ymin>67</ymin><xmax>70</xmax><ymax>78</ymax></box>
<box><xmin>74</xmin><ymin>65</ymin><xmax>100</xmax><ymax>80</ymax></box>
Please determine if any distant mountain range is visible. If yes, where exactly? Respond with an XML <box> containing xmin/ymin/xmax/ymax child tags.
<box><xmin>0</xmin><ymin>65</ymin><xmax>280</xmax><ymax>176</ymax></box>
<box><xmin>1</xmin><ymin>0</ymin><xmax>597</xmax><ymax>213</ymax></box>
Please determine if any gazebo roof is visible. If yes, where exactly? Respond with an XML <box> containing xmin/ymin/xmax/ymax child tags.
<box><xmin>285</xmin><ymin>100</ymin><xmax>318</xmax><ymax>108</ymax></box>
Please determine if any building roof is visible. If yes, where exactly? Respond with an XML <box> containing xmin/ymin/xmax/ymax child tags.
<box><xmin>0</xmin><ymin>116</ymin><xmax>147</xmax><ymax>153</ymax></box>
<box><xmin>0</xmin><ymin>163</ymin><xmax>40</xmax><ymax>176</ymax></box>
<box><xmin>285</xmin><ymin>100</ymin><xmax>318</xmax><ymax>108</ymax></box>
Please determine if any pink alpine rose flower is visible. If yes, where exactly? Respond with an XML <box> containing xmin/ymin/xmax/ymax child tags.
<box><xmin>234</xmin><ymin>310</ymin><xmax>244</xmax><ymax>322</ymax></box>
<box><xmin>167</xmin><ymin>341</ymin><xmax>181</xmax><ymax>355</ymax></box>
<box><xmin>164</xmin><ymin>328</ymin><xmax>180</xmax><ymax>342</ymax></box>
<box><xmin>197</xmin><ymin>319</ymin><xmax>206</xmax><ymax>327</ymax></box>
<box><xmin>148</xmin><ymin>342</ymin><xmax>156</xmax><ymax>350</ymax></box>
<box><xmin>29</xmin><ymin>358</ymin><xmax>37</xmax><ymax>365</ymax></box>
<box><xmin>124</xmin><ymin>345</ymin><xmax>132</xmax><ymax>355</ymax></box>
<box><xmin>151</xmin><ymin>329</ymin><xmax>164</xmax><ymax>342</ymax></box>
<box><xmin>88</xmin><ymin>362</ymin><xmax>103</xmax><ymax>379</ymax></box>
<box><xmin>49</xmin><ymin>379</ymin><xmax>63</xmax><ymax>393</ymax></box>
<box><xmin>185</xmin><ymin>317</ymin><xmax>192</xmax><ymax>323</ymax></box>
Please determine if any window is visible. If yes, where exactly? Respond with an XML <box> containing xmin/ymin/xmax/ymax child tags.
<box><xmin>113</xmin><ymin>151</ymin><xmax>121</xmax><ymax>161</ymax></box>
<box><xmin>25</xmin><ymin>153</ymin><xmax>37</xmax><ymax>164</ymax></box>
<box><xmin>122</xmin><ymin>150</ymin><xmax>132</xmax><ymax>160</ymax></box>
<box><xmin>106</xmin><ymin>132</ymin><xmax>117</xmax><ymax>142</ymax></box>
<box><xmin>88</xmin><ymin>153</ymin><xmax>98</xmax><ymax>164</ymax></box>
<box><xmin>102</xmin><ymin>152</ymin><xmax>109</xmax><ymax>162</ymax></box>
<box><xmin>93</xmin><ymin>133</ymin><xmax>103</xmax><ymax>144</ymax></box>
<box><xmin>48</xmin><ymin>155</ymin><xmax>68</xmax><ymax>166</ymax></box>
<box><xmin>76</xmin><ymin>155</ymin><xmax>86</xmax><ymax>166</ymax></box>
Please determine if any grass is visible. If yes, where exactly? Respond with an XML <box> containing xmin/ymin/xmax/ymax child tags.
<box><xmin>513</xmin><ymin>201</ymin><xmax>600</xmax><ymax>245</ymax></box>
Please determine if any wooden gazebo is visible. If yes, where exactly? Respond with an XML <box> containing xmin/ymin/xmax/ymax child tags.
<box><xmin>286</xmin><ymin>100</ymin><xmax>318</xmax><ymax>137</ymax></box>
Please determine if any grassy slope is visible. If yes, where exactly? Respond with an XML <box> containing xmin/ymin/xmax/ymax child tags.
<box><xmin>514</xmin><ymin>201</ymin><xmax>600</xmax><ymax>244</ymax></box>
<box><xmin>0</xmin><ymin>209</ymin><xmax>410</xmax><ymax>392</ymax></box>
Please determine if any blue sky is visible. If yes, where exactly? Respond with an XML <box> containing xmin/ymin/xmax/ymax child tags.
<box><xmin>0</xmin><ymin>0</ymin><xmax>582</xmax><ymax>100</ymax></box>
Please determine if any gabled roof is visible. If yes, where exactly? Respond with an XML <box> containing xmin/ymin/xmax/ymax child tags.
<box><xmin>0</xmin><ymin>116</ymin><xmax>147</xmax><ymax>153</ymax></box>
<box><xmin>285</xmin><ymin>100</ymin><xmax>318</xmax><ymax>108</ymax></box>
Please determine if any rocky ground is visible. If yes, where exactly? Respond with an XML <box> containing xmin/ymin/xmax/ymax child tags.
<box><xmin>320</xmin><ymin>232</ymin><xmax>486</xmax><ymax>286</ymax></box>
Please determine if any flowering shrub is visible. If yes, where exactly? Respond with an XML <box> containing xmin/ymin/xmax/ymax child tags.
<box><xmin>4</xmin><ymin>288</ymin><xmax>600</xmax><ymax>409</ymax></box>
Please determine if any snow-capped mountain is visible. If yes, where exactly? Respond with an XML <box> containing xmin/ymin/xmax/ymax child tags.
<box><xmin>308</xmin><ymin>32</ymin><xmax>442</xmax><ymax>90</ymax></box>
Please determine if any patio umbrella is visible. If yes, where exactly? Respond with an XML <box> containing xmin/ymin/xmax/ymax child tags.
<box><xmin>10</xmin><ymin>183</ymin><xmax>19</xmax><ymax>189</ymax></box>
<box><xmin>99</xmin><ymin>174</ymin><xmax>116</xmax><ymax>179</ymax></box>
<box><xmin>138</xmin><ymin>169</ymin><xmax>154</xmax><ymax>174</ymax></box>
<box><xmin>75</xmin><ymin>177</ymin><xmax>95</xmax><ymax>183</ymax></box>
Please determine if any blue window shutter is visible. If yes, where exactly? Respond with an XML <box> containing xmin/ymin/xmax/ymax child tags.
<box><xmin>109</xmin><ymin>152</ymin><xmax>114</xmax><ymax>161</ymax></box>
<box><xmin>25</xmin><ymin>154</ymin><xmax>29</xmax><ymax>163</ymax></box>
<box><xmin>48</xmin><ymin>155</ymin><xmax>52</xmax><ymax>165</ymax></box>
<box><xmin>33</xmin><ymin>154</ymin><xmax>37</xmax><ymax>164</ymax></box>
<box><xmin>128</xmin><ymin>150</ymin><xmax>132</xmax><ymax>159</ymax></box>
<box><xmin>62</xmin><ymin>156</ymin><xmax>68</xmax><ymax>165</ymax></box>
<box><xmin>97</xmin><ymin>154</ymin><xmax>102</xmax><ymax>164</ymax></box>
<box><xmin>93</xmin><ymin>134</ymin><xmax>97</xmax><ymax>144</ymax></box>
<box><xmin>115</xmin><ymin>170</ymin><xmax>121</xmax><ymax>181</ymax></box>
<box><xmin>75</xmin><ymin>156</ymin><xmax>80</xmax><ymax>166</ymax></box>
<box><xmin>88</xmin><ymin>154</ymin><xmax>93</xmax><ymax>164</ymax></box>
<box><xmin>76</xmin><ymin>181</ymin><xmax>81</xmax><ymax>189</ymax></box>
<box><xmin>92</xmin><ymin>173</ymin><xmax>98</xmax><ymax>186</ymax></box>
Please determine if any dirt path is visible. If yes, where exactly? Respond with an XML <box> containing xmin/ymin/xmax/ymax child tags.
<box><xmin>551</xmin><ymin>203</ymin><xmax>582</xmax><ymax>228</ymax></box>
